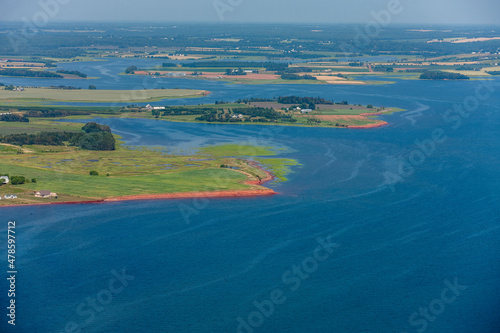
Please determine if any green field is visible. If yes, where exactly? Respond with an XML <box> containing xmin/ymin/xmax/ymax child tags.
<box><xmin>0</xmin><ymin>162</ymin><xmax>250</xmax><ymax>198</ymax></box>
<box><xmin>0</xmin><ymin>138</ymin><xmax>297</xmax><ymax>205</ymax></box>
<box><xmin>0</xmin><ymin>119</ymin><xmax>83</xmax><ymax>135</ymax></box>
<box><xmin>0</xmin><ymin>87</ymin><xmax>207</xmax><ymax>105</ymax></box>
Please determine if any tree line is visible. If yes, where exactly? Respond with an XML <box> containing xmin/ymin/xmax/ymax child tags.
<box><xmin>56</xmin><ymin>69</ymin><xmax>88</xmax><ymax>78</ymax></box>
<box><xmin>0</xmin><ymin>68</ymin><xmax>63</xmax><ymax>78</ymax></box>
<box><xmin>0</xmin><ymin>114</ymin><xmax>29</xmax><ymax>122</ymax></box>
<box><xmin>420</xmin><ymin>71</ymin><xmax>470</xmax><ymax>80</ymax></box>
<box><xmin>0</xmin><ymin>122</ymin><xmax>115</xmax><ymax>151</ymax></box>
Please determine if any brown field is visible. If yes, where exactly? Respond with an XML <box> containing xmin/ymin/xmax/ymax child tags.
<box><xmin>0</xmin><ymin>62</ymin><xmax>46</xmax><ymax>68</ymax></box>
<box><xmin>160</xmin><ymin>55</ymin><xmax>207</xmax><ymax>60</ymax></box>
<box><xmin>314</xmin><ymin>75</ymin><xmax>366</xmax><ymax>85</ymax></box>
<box><xmin>305</xmin><ymin>115</ymin><xmax>388</xmax><ymax>128</ymax></box>
<box><xmin>452</xmin><ymin>37</ymin><xmax>500</xmax><ymax>43</ymax></box>
<box><xmin>200</xmin><ymin>73</ymin><xmax>280</xmax><ymax>80</ymax></box>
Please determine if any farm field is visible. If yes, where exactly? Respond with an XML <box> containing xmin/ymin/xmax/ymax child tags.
<box><xmin>0</xmin><ymin>87</ymin><xmax>208</xmax><ymax>105</ymax></box>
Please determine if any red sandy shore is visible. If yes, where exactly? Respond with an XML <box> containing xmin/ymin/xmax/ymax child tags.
<box><xmin>1</xmin><ymin>162</ymin><xmax>277</xmax><ymax>208</ymax></box>
<box><xmin>105</xmin><ymin>189</ymin><xmax>276</xmax><ymax>202</ymax></box>
<box><xmin>348</xmin><ymin>121</ymin><xmax>389</xmax><ymax>129</ymax></box>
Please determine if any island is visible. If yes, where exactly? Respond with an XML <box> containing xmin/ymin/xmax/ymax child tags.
<box><xmin>0</xmin><ymin>120</ymin><xmax>297</xmax><ymax>207</ymax></box>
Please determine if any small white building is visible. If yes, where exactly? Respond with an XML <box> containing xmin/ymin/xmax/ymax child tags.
<box><xmin>35</xmin><ymin>190</ymin><xmax>57</xmax><ymax>198</ymax></box>
<box><xmin>145</xmin><ymin>104</ymin><xmax>153</xmax><ymax>111</ymax></box>
<box><xmin>153</xmin><ymin>106</ymin><xmax>166</xmax><ymax>110</ymax></box>
<box><xmin>4</xmin><ymin>194</ymin><xmax>17</xmax><ymax>200</ymax></box>
<box><xmin>301</xmin><ymin>109</ymin><xmax>313</xmax><ymax>114</ymax></box>
<box><xmin>0</xmin><ymin>176</ymin><xmax>9</xmax><ymax>184</ymax></box>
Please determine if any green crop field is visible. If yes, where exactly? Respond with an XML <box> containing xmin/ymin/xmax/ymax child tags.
<box><xmin>0</xmin><ymin>88</ymin><xmax>207</xmax><ymax>105</ymax></box>
<box><xmin>0</xmin><ymin>119</ymin><xmax>83</xmax><ymax>135</ymax></box>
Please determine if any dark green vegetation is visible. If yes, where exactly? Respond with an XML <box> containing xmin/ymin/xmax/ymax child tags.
<box><xmin>56</xmin><ymin>69</ymin><xmax>87</xmax><ymax>78</ymax></box>
<box><xmin>0</xmin><ymin>114</ymin><xmax>29</xmax><ymax>122</ymax></box>
<box><xmin>280</xmin><ymin>74</ymin><xmax>317</xmax><ymax>80</ymax></box>
<box><xmin>420</xmin><ymin>71</ymin><xmax>470</xmax><ymax>80</ymax></box>
<box><xmin>487</xmin><ymin>71</ymin><xmax>500</xmax><ymax>75</ymax></box>
<box><xmin>0</xmin><ymin>122</ymin><xmax>115</xmax><ymax>150</ymax></box>
<box><xmin>183</xmin><ymin>61</ymin><xmax>288</xmax><ymax>71</ymax></box>
<box><xmin>0</xmin><ymin>68</ymin><xmax>62</xmax><ymax>78</ymax></box>
<box><xmin>195</xmin><ymin>107</ymin><xmax>296</xmax><ymax>123</ymax></box>
<box><xmin>125</xmin><ymin>66</ymin><xmax>138</xmax><ymax>74</ymax></box>
<box><xmin>276</xmin><ymin>96</ymin><xmax>334</xmax><ymax>105</ymax></box>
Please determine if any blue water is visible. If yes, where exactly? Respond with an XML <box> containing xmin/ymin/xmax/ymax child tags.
<box><xmin>0</xmin><ymin>59</ymin><xmax>499</xmax><ymax>333</ymax></box>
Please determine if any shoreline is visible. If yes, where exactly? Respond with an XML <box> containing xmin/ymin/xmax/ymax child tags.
<box><xmin>0</xmin><ymin>189</ymin><xmax>277</xmax><ymax>208</ymax></box>
<box><xmin>348</xmin><ymin>121</ymin><xmax>389</xmax><ymax>129</ymax></box>
<box><xmin>0</xmin><ymin>161</ymin><xmax>277</xmax><ymax>208</ymax></box>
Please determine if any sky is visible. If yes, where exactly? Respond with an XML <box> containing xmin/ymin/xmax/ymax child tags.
<box><xmin>1</xmin><ymin>0</ymin><xmax>499</xmax><ymax>25</ymax></box>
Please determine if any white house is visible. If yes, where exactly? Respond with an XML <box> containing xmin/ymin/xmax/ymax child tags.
<box><xmin>0</xmin><ymin>176</ymin><xmax>9</xmax><ymax>184</ymax></box>
<box><xmin>4</xmin><ymin>194</ymin><xmax>17</xmax><ymax>200</ymax></box>
<box><xmin>153</xmin><ymin>106</ymin><xmax>166</xmax><ymax>110</ymax></box>
<box><xmin>35</xmin><ymin>190</ymin><xmax>57</xmax><ymax>198</ymax></box>
<box><xmin>145</xmin><ymin>104</ymin><xmax>153</xmax><ymax>111</ymax></box>
<box><xmin>301</xmin><ymin>109</ymin><xmax>313</xmax><ymax>114</ymax></box>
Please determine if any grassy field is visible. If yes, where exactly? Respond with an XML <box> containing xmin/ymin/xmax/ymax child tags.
<box><xmin>0</xmin><ymin>87</ymin><xmax>208</xmax><ymax>105</ymax></box>
<box><xmin>0</xmin><ymin>139</ymin><xmax>297</xmax><ymax>205</ymax></box>
<box><xmin>0</xmin><ymin>119</ymin><xmax>83</xmax><ymax>135</ymax></box>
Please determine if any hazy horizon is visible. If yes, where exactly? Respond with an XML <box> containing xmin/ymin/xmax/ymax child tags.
<box><xmin>1</xmin><ymin>0</ymin><xmax>499</xmax><ymax>25</ymax></box>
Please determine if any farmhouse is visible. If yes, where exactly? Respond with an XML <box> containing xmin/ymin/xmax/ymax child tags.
<box><xmin>35</xmin><ymin>190</ymin><xmax>57</xmax><ymax>198</ymax></box>
<box><xmin>153</xmin><ymin>106</ymin><xmax>166</xmax><ymax>110</ymax></box>
<box><xmin>4</xmin><ymin>194</ymin><xmax>17</xmax><ymax>200</ymax></box>
<box><xmin>301</xmin><ymin>109</ymin><xmax>313</xmax><ymax>113</ymax></box>
<box><xmin>0</xmin><ymin>176</ymin><xmax>10</xmax><ymax>184</ymax></box>
<box><xmin>145</xmin><ymin>104</ymin><xmax>153</xmax><ymax>111</ymax></box>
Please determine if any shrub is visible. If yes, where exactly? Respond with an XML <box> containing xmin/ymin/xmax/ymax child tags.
<box><xmin>89</xmin><ymin>170</ymin><xmax>99</xmax><ymax>176</ymax></box>
<box><xmin>10</xmin><ymin>176</ymin><xmax>26</xmax><ymax>185</ymax></box>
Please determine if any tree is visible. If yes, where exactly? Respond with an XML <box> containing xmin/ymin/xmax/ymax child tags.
<box><xmin>88</xmin><ymin>85</ymin><xmax>97</xmax><ymax>90</ymax></box>
<box><xmin>78</xmin><ymin>132</ymin><xmax>115</xmax><ymax>151</ymax></box>
<box><xmin>125</xmin><ymin>66</ymin><xmax>138</xmax><ymax>74</ymax></box>
<box><xmin>10</xmin><ymin>176</ymin><xmax>26</xmax><ymax>185</ymax></box>
<box><xmin>82</xmin><ymin>122</ymin><xmax>111</xmax><ymax>133</ymax></box>
<box><xmin>89</xmin><ymin>170</ymin><xmax>99</xmax><ymax>176</ymax></box>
